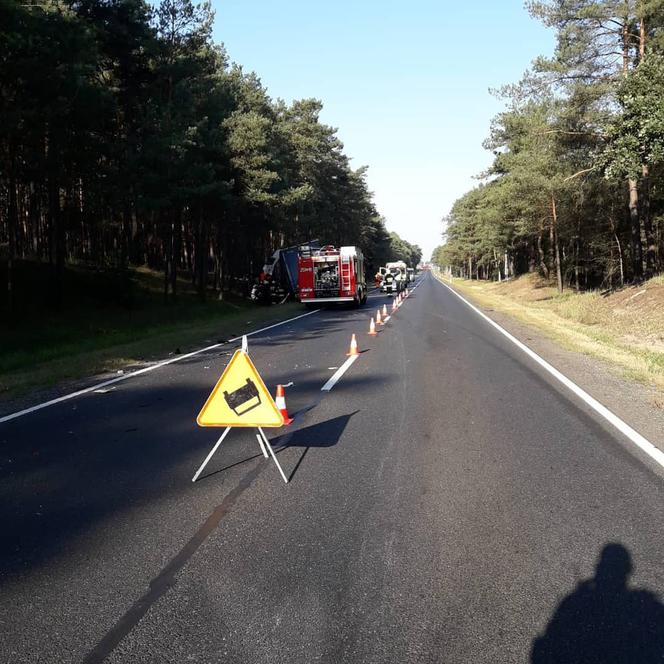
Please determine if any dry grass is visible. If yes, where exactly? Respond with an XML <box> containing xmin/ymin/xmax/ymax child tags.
<box><xmin>435</xmin><ymin>271</ymin><xmax>664</xmax><ymax>392</ymax></box>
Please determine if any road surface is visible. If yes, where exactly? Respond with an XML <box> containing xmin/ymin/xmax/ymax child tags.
<box><xmin>2</xmin><ymin>272</ymin><xmax>663</xmax><ymax>663</ymax></box>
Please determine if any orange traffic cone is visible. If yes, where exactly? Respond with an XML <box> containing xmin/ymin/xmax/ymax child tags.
<box><xmin>347</xmin><ymin>333</ymin><xmax>360</xmax><ymax>356</ymax></box>
<box><xmin>382</xmin><ymin>304</ymin><xmax>388</xmax><ymax>318</ymax></box>
<box><xmin>275</xmin><ymin>384</ymin><xmax>293</xmax><ymax>425</ymax></box>
<box><xmin>368</xmin><ymin>317</ymin><xmax>377</xmax><ymax>335</ymax></box>
<box><xmin>405</xmin><ymin>288</ymin><xmax>409</xmax><ymax>297</ymax></box>
<box><xmin>392</xmin><ymin>299</ymin><xmax>398</xmax><ymax>313</ymax></box>
<box><xmin>376</xmin><ymin>308</ymin><xmax>383</xmax><ymax>325</ymax></box>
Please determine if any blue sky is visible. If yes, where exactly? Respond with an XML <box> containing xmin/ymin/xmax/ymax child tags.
<box><xmin>211</xmin><ymin>1</ymin><xmax>554</xmax><ymax>259</ymax></box>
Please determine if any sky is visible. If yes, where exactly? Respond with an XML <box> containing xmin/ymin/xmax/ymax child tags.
<box><xmin>211</xmin><ymin>0</ymin><xmax>555</xmax><ymax>260</ymax></box>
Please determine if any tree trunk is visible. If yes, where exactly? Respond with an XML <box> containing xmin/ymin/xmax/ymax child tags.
<box><xmin>628</xmin><ymin>179</ymin><xmax>644</xmax><ymax>279</ymax></box>
<box><xmin>171</xmin><ymin>210</ymin><xmax>180</xmax><ymax>299</ymax></box>
<box><xmin>162</xmin><ymin>211</ymin><xmax>170</xmax><ymax>302</ymax></box>
<box><xmin>551</xmin><ymin>196</ymin><xmax>563</xmax><ymax>293</ymax></box>
<box><xmin>196</xmin><ymin>212</ymin><xmax>207</xmax><ymax>301</ymax></box>
<box><xmin>538</xmin><ymin>225</ymin><xmax>549</xmax><ymax>279</ymax></box>
<box><xmin>615</xmin><ymin>232</ymin><xmax>625</xmax><ymax>287</ymax></box>
<box><xmin>7</xmin><ymin>163</ymin><xmax>18</xmax><ymax>318</ymax></box>
<box><xmin>48</xmin><ymin>176</ymin><xmax>64</xmax><ymax>310</ymax></box>
<box><xmin>609</xmin><ymin>214</ymin><xmax>625</xmax><ymax>287</ymax></box>
<box><xmin>623</xmin><ymin>13</ymin><xmax>644</xmax><ymax>280</ymax></box>
<box><xmin>45</xmin><ymin>128</ymin><xmax>64</xmax><ymax>310</ymax></box>
<box><xmin>574</xmin><ymin>238</ymin><xmax>580</xmax><ymax>293</ymax></box>
<box><xmin>642</xmin><ymin>164</ymin><xmax>657</xmax><ymax>274</ymax></box>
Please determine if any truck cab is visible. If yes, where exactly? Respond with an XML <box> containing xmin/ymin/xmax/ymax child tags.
<box><xmin>298</xmin><ymin>245</ymin><xmax>367</xmax><ymax>306</ymax></box>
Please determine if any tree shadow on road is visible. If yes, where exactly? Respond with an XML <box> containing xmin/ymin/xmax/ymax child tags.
<box><xmin>531</xmin><ymin>543</ymin><xmax>664</xmax><ymax>663</ymax></box>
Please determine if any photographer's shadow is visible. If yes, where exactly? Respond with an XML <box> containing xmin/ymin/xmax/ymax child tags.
<box><xmin>532</xmin><ymin>543</ymin><xmax>664</xmax><ymax>663</ymax></box>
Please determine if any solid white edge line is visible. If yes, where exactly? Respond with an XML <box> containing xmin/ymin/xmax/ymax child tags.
<box><xmin>433</xmin><ymin>276</ymin><xmax>664</xmax><ymax>471</ymax></box>
<box><xmin>2</xmin><ymin>279</ymin><xmax>420</xmax><ymax>424</ymax></box>
<box><xmin>321</xmin><ymin>355</ymin><xmax>359</xmax><ymax>392</ymax></box>
<box><xmin>0</xmin><ymin>308</ymin><xmax>321</xmax><ymax>425</ymax></box>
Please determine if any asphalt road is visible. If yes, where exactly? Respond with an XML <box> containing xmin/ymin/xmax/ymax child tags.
<box><xmin>2</xmin><ymin>272</ymin><xmax>664</xmax><ymax>663</ymax></box>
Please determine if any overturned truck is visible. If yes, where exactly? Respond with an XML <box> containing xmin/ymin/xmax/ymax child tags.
<box><xmin>252</xmin><ymin>241</ymin><xmax>319</xmax><ymax>304</ymax></box>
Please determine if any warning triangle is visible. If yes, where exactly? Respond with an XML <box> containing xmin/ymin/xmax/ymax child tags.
<box><xmin>197</xmin><ymin>350</ymin><xmax>285</xmax><ymax>428</ymax></box>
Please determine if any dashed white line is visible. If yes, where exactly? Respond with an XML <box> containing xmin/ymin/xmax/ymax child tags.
<box><xmin>434</xmin><ymin>277</ymin><xmax>664</xmax><ymax>472</ymax></box>
<box><xmin>321</xmin><ymin>355</ymin><xmax>359</xmax><ymax>391</ymax></box>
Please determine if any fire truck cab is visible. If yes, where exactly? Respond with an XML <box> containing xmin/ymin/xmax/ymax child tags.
<box><xmin>298</xmin><ymin>245</ymin><xmax>367</xmax><ymax>306</ymax></box>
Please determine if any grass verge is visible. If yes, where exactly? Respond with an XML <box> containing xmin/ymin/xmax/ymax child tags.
<box><xmin>0</xmin><ymin>263</ymin><xmax>304</xmax><ymax>400</ymax></box>
<box><xmin>434</xmin><ymin>271</ymin><xmax>664</xmax><ymax>394</ymax></box>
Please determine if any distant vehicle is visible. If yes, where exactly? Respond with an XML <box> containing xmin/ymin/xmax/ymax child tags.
<box><xmin>386</xmin><ymin>260</ymin><xmax>407</xmax><ymax>273</ymax></box>
<box><xmin>380</xmin><ymin>271</ymin><xmax>399</xmax><ymax>294</ymax></box>
<box><xmin>298</xmin><ymin>245</ymin><xmax>367</xmax><ymax>306</ymax></box>
<box><xmin>380</xmin><ymin>268</ymin><xmax>407</xmax><ymax>294</ymax></box>
<box><xmin>406</xmin><ymin>267</ymin><xmax>415</xmax><ymax>283</ymax></box>
<box><xmin>375</xmin><ymin>266</ymin><xmax>388</xmax><ymax>287</ymax></box>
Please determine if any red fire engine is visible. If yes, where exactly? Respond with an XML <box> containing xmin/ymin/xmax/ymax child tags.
<box><xmin>298</xmin><ymin>245</ymin><xmax>367</xmax><ymax>306</ymax></box>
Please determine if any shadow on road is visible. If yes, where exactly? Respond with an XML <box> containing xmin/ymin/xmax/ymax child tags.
<box><xmin>273</xmin><ymin>411</ymin><xmax>359</xmax><ymax>482</ymax></box>
<box><xmin>197</xmin><ymin>412</ymin><xmax>358</xmax><ymax>483</ymax></box>
<box><xmin>272</xmin><ymin>411</ymin><xmax>358</xmax><ymax>449</ymax></box>
<box><xmin>531</xmin><ymin>543</ymin><xmax>664</xmax><ymax>663</ymax></box>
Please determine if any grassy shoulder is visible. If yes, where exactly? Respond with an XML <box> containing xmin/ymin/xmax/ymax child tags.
<box><xmin>434</xmin><ymin>270</ymin><xmax>664</xmax><ymax>393</ymax></box>
<box><xmin>0</xmin><ymin>263</ymin><xmax>303</xmax><ymax>400</ymax></box>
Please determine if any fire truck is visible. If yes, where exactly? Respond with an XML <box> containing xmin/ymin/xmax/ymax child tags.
<box><xmin>298</xmin><ymin>245</ymin><xmax>367</xmax><ymax>306</ymax></box>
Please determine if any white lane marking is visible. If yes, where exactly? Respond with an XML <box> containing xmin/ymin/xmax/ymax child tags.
<box><xmin>435</xmin><ymin>278</ymin><xmax>664</xmax><ymax>471</ymax></box>
<box><xmin>317</xmin><ymin>278</ymin><xmax>423</xmax><ymax>394</ymax></box>
<box><xmin>321</xmin><ymin>355</ymin><xmax>359</xmax><ymax>391</ymax></box>
<box><xmin>0</xmin><ymin>308</ymin><xmax>321</xmax><ymax>425</ymax></box>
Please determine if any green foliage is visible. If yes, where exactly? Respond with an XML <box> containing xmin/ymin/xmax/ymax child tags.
<box><xmin>387</xmin><ymin>232</ymin><xmax>422</xmax><ymax>268</ymax></box>
<box><xmin>0</xmin><ymin>0</ymin><xmax>416</xmax><ymax>314</ymax></box>
<box><xmin>602</xmin><ymin>54</ymin><xmax>664</xmax><ymax>179</ymax></box>
<box><xmin>441</xmin><ymin>0</ymin><xmax>664</xmax><ymax>287</ymax></box>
